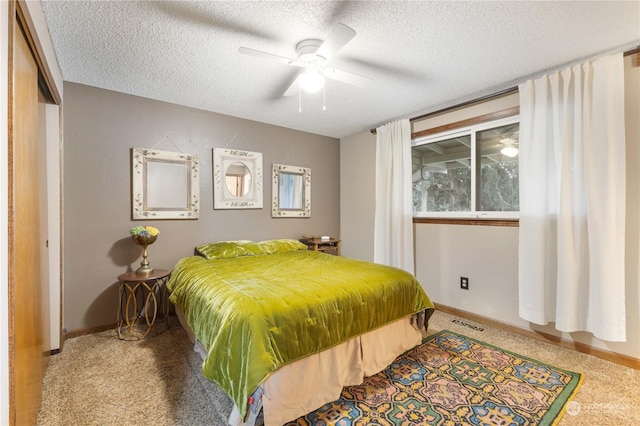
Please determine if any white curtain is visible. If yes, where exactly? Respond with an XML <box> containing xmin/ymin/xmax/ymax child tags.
<box><xmin>374</xmin><ymin>119</ymin><xmax>414</xmax><ymax>273</ymax></box>
<box><xmin>518</xmin><ymin>53</ymin><xmax>626</xmax><ymax>342</ymax></box>
<box><xmin>291</xmin><ymin>175</ymin><xmax>303</xmax><ymax>209</ymax></box>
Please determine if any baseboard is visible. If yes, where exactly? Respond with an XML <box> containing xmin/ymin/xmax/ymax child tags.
<box><xmin>434</xmin><ymin>303</ymin><xmax>640</xmax><ymax>370</ymax></box>
<box><xmin>62</xmin><ymin>312</ymin><xmax>177</xmax><ymax>342</ymax></box>
<box><xmin>61</xmin><ymin>306</ymin><xmax>640</xmax><ymax>370</ymax></box>
<box><xmin>64</xmin><ymin>323</ymin><xmax>117</xmax><ymax>341</ymax></box>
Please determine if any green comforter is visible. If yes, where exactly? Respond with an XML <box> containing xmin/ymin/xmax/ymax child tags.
<box><xmin>167</xmin><ymin>250</ymin><xmax>433</xmax><ymax>417</ymax></box>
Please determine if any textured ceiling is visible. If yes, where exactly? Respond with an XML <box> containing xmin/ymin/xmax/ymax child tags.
<box><xmin>41</xmin><ymin>1</ymin><xmax>640</xmax><ymax>139</ymax></box>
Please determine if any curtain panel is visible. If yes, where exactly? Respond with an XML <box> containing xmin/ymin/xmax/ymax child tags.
<box><xmin>518</xmin><ymin>53</ymin><xmax>626</xmax><ymax>342</ymax></box>
<box><xmin>374</xmin><ymin>119</ymin><xmax>414</xmax><ymax>273</ymax></box>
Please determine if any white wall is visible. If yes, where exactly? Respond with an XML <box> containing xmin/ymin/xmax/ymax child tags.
<box><xmin>622</xmin><ymin>52</ymin><xmax>640</xmax><ymax>357</ymax></box>
<box><xmin>46</xmin><ymin>104</ymin><xmax>62</xmax><ymax>350</ymax></box>
<box><xmin>339</xmin><ymin>130</ymin><xmax>376</xmax><ymax>261</ymax></box>
<box><xmin>415</xmin><ymin>224</ymin><xmax>519</xmax><ymax>321</ymax></box>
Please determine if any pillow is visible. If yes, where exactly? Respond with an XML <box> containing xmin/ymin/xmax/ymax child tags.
<box><xmin>258</xmin><ymin>239</ymin><xmax>308</xmax><ymax>255</ymax></box>
<box><xmin>195</xmin><ymin>240</ymin><xmax>265</xmax><ymax>260</ymax></box>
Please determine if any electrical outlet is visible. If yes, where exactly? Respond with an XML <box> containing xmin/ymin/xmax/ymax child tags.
<box><xmin>460</xmin><ymin>277</ymin><xmax>469</xmax><ymax>290</ymax></box>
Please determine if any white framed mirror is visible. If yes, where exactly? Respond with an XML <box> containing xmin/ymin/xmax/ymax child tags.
<box><xmin>131</xmin><ymin>148</ymin><xmax>200</xmax><ymax>219</ymax></box>
<box><xmin>272</xmin><ymin>164</ymin><xmax>311</xmax><ymax>217</ymax></box>
<box><xmin>213</xmin><ymin>148</ymin><xmax>263</xmax><ymax>209</ymax></box>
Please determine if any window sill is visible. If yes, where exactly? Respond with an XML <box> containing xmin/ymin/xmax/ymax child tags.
<box><xmin>413</xmin><ymin>217</ymin><xmax>519</xmax><ymax>227</ymax></box>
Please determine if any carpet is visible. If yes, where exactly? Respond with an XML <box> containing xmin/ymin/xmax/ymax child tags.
<box><xmin>285</xmin><ymin>330</ymin><xmax>583</xmax><ymax>426</ymax></box>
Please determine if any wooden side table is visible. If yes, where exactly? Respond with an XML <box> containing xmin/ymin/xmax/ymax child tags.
<box><xmin>299</xmin><ymin>237</ymin><xmax>341</xmax><ymax>256</ymax></box>
<box><xmin>117</xmin><ymin>269</ymin><xmax>170</xmax><ymax>340</ymax></box>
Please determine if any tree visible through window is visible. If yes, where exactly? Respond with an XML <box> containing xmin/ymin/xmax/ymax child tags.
<box><xmin>412</xmin><ymin>118</ymin><xmax>519</xmax><ymax>217</ymax></box>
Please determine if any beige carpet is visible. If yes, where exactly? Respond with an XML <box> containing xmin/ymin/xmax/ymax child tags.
<box><xmin>37</xmin><ymin>310</ymin><xmax>640</xmax><ymax>425</ymax></box>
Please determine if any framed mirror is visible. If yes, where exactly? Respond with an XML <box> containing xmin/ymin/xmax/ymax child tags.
<box><xmin>131</xmin><ymin>148</ymin><xmax>199</xmax><ymax>219</ymax></box>
<box><xmin>213</xmin><ymin>148</ymin><xmax>263</xmax><ymax>209</ymax></box>
<box><xmin>272</xmin><ymin>164</ymin><xmax>311</xmax><ymax>217</ymax></box>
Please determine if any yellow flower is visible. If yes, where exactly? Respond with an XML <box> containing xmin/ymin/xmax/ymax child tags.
<box><xmin>145</xmin><ymin>226</ymin><xmax>160</xmax><ymax>236</ymax></box>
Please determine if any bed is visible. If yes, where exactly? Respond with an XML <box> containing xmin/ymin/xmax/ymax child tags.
<box><xmin>167</xmin><ymin>239</ymin><xmax>434</xmax><ymax>425</ymax></box>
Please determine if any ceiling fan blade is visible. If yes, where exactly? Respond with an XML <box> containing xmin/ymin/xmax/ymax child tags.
<box><xmin>238</xmin><ymin>47</ymin><xmax>294</xmax><ymax>66</ymax></box>
<box><xmin>324</xmin><ymin>67</ymin><xmax>373</xmax><ymax>88</ymax></box>
<box><xmin>283</xmin><ymin>74</ymin><xmax>301</xmax><ymax>97</ymax></box>
<box><xmin>316</xmin><ymin>23</ymin><xmax>356</xmax><ymax>60</ymax></box>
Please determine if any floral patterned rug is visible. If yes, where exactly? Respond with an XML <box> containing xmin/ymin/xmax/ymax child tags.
<box><xmin>285</xmin><ymin>330</ymin><xmax>583</xmax><ymax>426</ymax></box>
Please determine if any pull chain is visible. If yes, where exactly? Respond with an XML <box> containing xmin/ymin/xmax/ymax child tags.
<box><xmin>298</xmin><ymin>84</ymin><xmax>327</xmax><ymax>112</ymax></box>
<box><xmin>322</xmin><ymin>85</ymin><xmax>326</xmax><ymax>111</ymax></box>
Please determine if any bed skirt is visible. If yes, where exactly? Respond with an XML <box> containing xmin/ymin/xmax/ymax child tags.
<box><xmin>175</xmin><ymin>306</ymin><xmax>427</xmax><ymax>426</ymax></box>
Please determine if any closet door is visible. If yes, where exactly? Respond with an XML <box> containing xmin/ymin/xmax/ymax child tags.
<box><xmin>9</xmin><ymin>9</ymin><xmax>49</xmax><ymax>426</ymax></box>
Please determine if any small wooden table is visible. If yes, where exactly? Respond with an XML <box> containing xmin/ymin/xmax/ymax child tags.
<box><xmin>300</xmin><ymin>237</ymin><xmax>341</xmax><ymax>256</ymax></box>
<box><xmin>116</xmin><ymin>269</ymin><xmax>171</xmax><ymax>340</ymax></box>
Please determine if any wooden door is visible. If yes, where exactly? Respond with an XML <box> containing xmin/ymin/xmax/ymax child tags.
<box><xmin>8</xmin><ymin>7</ymin><xmax>49</xmax><ymax>425</ymax></box>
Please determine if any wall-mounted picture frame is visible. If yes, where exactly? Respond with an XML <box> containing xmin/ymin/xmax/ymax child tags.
<box><xmin>213</xmin><ymin>148</ymin><xmax>263</xmax><ymax>209</ymax></box>
<box><xmin>272</xmin><ymin>164</ymin><xmax>311</xmax><ymax>217</ymax></box>
<box><xmin>131</xmin><ymin>148</ymin><xmax>199</xmax><ymax>219</ymax></box>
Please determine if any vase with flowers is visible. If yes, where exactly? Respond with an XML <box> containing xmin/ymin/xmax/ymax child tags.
<box><xmin>130</xmin><ymin>226</ymin><xmax>160</xmax><ymax>275</ymax></box>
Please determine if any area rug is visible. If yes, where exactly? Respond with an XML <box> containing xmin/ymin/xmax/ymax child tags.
<box><xmin>285</xmin><ymin>330</ymin><xmax>583</xmax><ymax>426</ymax></box>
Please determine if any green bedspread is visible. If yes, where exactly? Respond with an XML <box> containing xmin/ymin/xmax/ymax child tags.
<box><xmin>167</xmin><ymin>249</ymin><xmax>433</xmax><ymax>417</ymax></box>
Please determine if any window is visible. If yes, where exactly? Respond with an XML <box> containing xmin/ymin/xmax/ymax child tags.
<box><xmin>412</xmin><ymin>117</ymin><xmax>519</xmax><ymax>218</ymax></box>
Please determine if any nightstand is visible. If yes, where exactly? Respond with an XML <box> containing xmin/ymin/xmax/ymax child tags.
<box><xmin>299</xmin><ymin>237</ymin><xmax>341</xmax><ymax>256</ymax></box>
<box><xmin>116</xmin><ymin>269</ymin><xmax>171</xmax><ymax>340</ymax></box>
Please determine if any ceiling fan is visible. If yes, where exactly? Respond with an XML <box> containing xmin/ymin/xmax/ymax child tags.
<box><xmin>500</xmin><ymin>130</ymin><xmax>520</xmax><ymax>157</ymax></box>
<box><xmin>238</xmin><ymin>23</ymin><xmax>373</xmax><ymax>98</ymax></box>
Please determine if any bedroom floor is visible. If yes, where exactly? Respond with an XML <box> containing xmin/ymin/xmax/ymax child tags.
<box><xmin>36</xmin><ymin>310</ymin><xmax>639</xmax><ymax>425</ymax></box>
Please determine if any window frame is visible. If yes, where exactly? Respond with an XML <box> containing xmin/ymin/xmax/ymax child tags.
<box><xmin>412</xmin><ymin>115</ymin><xmax>520</xmax><ymax>220</ymax></box>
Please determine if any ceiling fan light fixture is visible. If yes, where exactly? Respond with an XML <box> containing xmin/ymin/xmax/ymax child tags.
<box><xmin>501</xmin><ymin>145</ymin><xmax>519</xmax><ymax>157</ymax></box>
<box><xmin>299</xmin><ymin>68</ymin><xmax>325</xmax><ymax>93</ymax></box>
<box><xmin>500</xmin><ymin>138</ymin><xmax>519</xmax><ymax>157</ymax></box>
